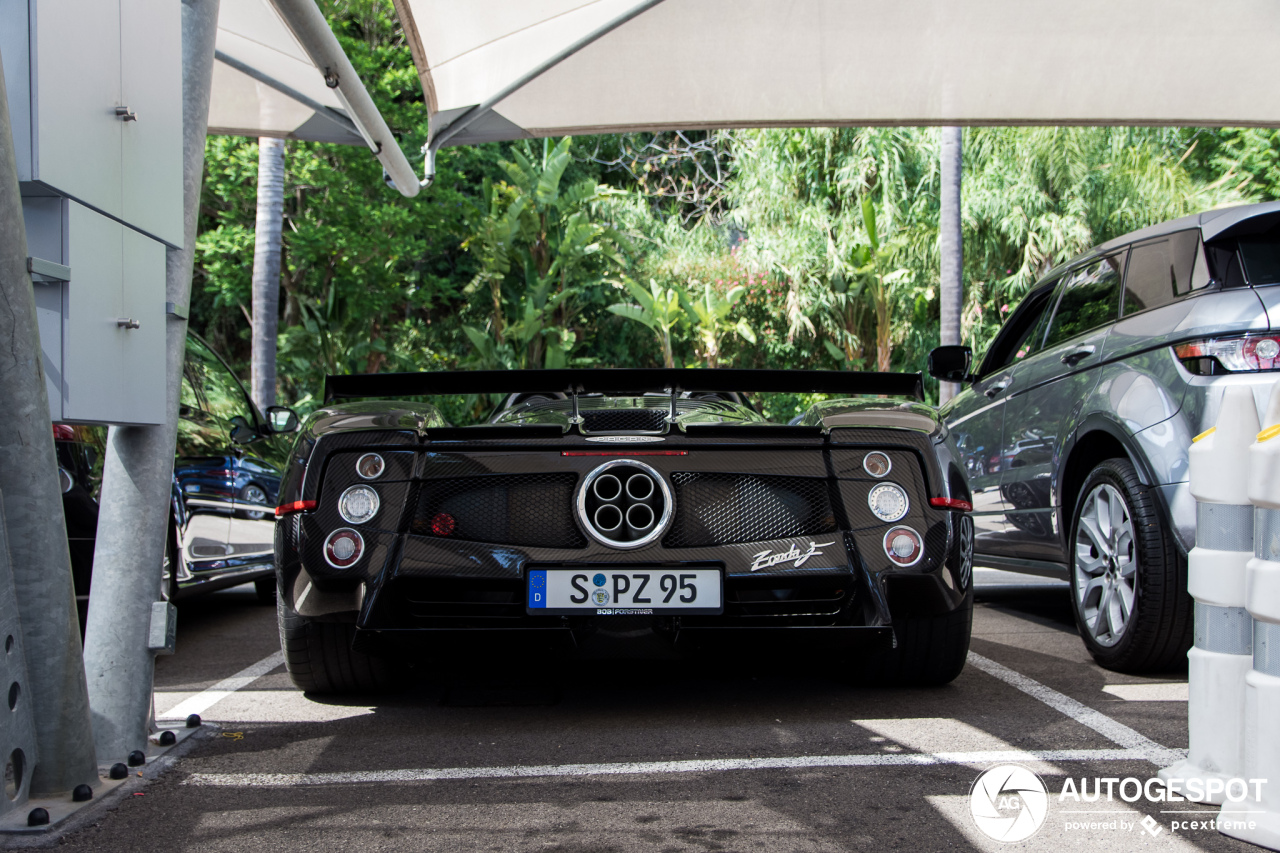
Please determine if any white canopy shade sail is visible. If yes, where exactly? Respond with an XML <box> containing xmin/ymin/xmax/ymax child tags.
<box><xmin>395</xmin><ymin>0</ymin><xmax>1280</xmax><ymax>159</ymax></box>
<box><xmin>211</xmin><ymin>0</ymin><xmax>419</xmax><ymax>196</ymax></box>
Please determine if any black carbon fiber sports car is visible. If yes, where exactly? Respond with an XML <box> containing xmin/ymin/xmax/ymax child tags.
<box><xmin>273</xmin><ymin>369</ymin><xmax>976</xmax><ymax>693</ymax></box>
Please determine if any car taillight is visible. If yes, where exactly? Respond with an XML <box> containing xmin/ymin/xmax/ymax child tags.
<box><xmin>52</xmin><ymin>424</ymin><xmax>75</xmax><ymax>442</ymax></box>
<box><xmin>883</xmin><ymin>526</ymin><xmax>923</xmax><ymax>567</ymax></box>
<box><xmin>431</xmin><ymin>512</ymin><xmax>456</xmax><ymax>536</ymax></box>
<box><xmin>275</xmin><ymin>500</ymin><xmax>316</xmax><ymax>517</ymax></box>
<box><xmin>323</xmin><ymin>528</ymin><xmax>364</xmax><ymax>569</ymax></box>
<box><xmin>1174</xmin><ymin>334</ymin><xmax>1280</xmax><ymax>374</ymax></box>
<box><xmin>206</xmin><ymin>469</ymin><xmax>235</xmax><ymax>479</ymax></box>
<box><xmin>929</xmin><ymin>497</ymin><xmax>973</xmax><ymax>512</ymax></box>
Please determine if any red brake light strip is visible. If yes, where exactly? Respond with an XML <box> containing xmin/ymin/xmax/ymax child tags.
<box><xmin>929</xmin><ymin>497</ymin><xmax>972</xmax><ymax>512</ymax></box>
<box><xmin>275</xmin><ymin>500</ymin><xmax>317</xmax><ymax>517</ymax></box>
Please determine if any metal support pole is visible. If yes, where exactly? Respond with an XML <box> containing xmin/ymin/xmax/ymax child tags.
<box><xmin>0</xmin><ymin>50</ymin><xmax>99</xmax><ymax>794</ymax></box>
<box><xmin>82</xmin><ymin>0</ymin><xmax>220</xmax><ymax>764</ymax></box>
<box><xmin>939</xmin><ymin>126</ymin><xmax>964</xmax><ymax>405</ymax></box>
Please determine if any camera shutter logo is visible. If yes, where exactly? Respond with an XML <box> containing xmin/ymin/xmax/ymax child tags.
<box><xmin>969</xmin><ymin>764</ymin><xmax>1049</xmax><ymax>842</ymax></box>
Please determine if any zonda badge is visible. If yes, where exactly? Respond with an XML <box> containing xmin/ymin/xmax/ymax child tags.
<box><xmin>750</xmin><ymin>541</ymin><xmax>836</xmax><ymax>571</ymax></box>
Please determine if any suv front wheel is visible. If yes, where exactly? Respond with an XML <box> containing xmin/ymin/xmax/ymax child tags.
<box><xmin>1068</xmin><ymin>458</ymin><xmax>1191</xmax><ymax>672</ymax></box>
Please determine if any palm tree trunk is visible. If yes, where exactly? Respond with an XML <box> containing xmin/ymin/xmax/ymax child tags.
<box><xmin>251</xmin><ymin>137</ymin><xmax>285</xmax><ymax>411</ymax></box>
<box><xmin>939</xmin><ymin>126</ymin><xmax>964</xmax><ymax>403</ymax></box>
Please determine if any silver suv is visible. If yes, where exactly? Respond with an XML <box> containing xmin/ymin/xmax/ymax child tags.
<box><xmin>929</xmin><ymin>201</ymin><xmax>1280</xmax><ymax>672</ymax></box>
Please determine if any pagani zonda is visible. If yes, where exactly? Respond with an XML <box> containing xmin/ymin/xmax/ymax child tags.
<box><xmin>273</xmin><ymin>369</ymin><xmax>975</xmax><ymax>692</ymax></box>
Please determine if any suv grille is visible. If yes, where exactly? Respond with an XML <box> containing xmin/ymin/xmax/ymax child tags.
<box><xmin>412</xmin><ymin>473</ymin><xmax>586</xmax><ymax>548</ymax></box>
<box><xmin>582</xmin><ymin>408</ymin><xmax>668</xmax><ymax>432</ymax></box>
<box><xmin>663</xmin><ymin>473</ymin><xmax>837</xmax><ymax>547</ymax></box>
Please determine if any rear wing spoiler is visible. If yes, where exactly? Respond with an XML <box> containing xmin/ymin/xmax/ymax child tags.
<box><xmin>323</xmin><ymin>369</ymin><xmax>924</xmax><ymax>404</ymax></box>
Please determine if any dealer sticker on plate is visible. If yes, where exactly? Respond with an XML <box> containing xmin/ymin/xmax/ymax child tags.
<box><xmin>527</xmin><ymin>568</ymin><xmax>722</xmax><ymax>615</ymax></box>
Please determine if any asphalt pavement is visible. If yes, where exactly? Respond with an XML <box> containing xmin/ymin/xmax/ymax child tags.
<box><xmin>21</xmin><ymin>568</ymin><xmax>1260</xmax><ymax>852</ymax></box>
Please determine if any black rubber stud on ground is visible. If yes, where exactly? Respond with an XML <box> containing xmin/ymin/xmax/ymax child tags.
<box><xmin>109</xmin><ymin>763</ymin><xmax>129</xmax><ymax>780</ymax></box>
<box><xmin>27</xmin><ymin>808</ymin><xmax>49</xmax><ymax>827</ymax></box>
<box><xmin>72</xmin><ymin>784</ymin><xmax>92</xmax><ymax>802</ymax></box>
<box><xmin>185</xmin><ymin>713</ymin><xmax>201</xmax><ymax>728</ymax></box>
<box><xmin>157</xmin><ymin>730</ymin><xmax>176</xmax><ymax>746</ymax></box>
<box><xmin>126</xmin><ymin>750</ymin><xmax>146</xmax><ymax>767</ymax></box>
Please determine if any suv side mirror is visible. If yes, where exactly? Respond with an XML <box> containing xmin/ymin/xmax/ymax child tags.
<box><xmin>265</xmin><ymin>406</ymin><xmax>300</xmax><ymax>434</ymax></box>
<box><xmin>927</xmin><ymin>345</ymin><xmax>973</xmax><ymax>383</ymax></box>
<box><xmin>229</xmin><ymin>415</ymin><xmax>258</xmax><ymax>445</ymax></box>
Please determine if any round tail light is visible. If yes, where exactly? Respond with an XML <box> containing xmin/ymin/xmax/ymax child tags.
<box><xmin>324</xmin><ymin>528</ymin><xmax>365</xmax><ymax>569</ymax></box>
<box><xmin>868</xmin><ymin>482</ymin><xmax>909</xmax><ymax>522</ymax></box>
<box><xmin>884</xmin><ymin>526</ymin><xmax>923</xmax><ymax>567</ymax></box>
<box><xmin>338</xmin><ymin>485</ymin><xmax>379</xmax><ymax>524</ymax></box>
<box><xmin>356</xmin><ymin>453</ymin><xmax>385</xmax><ymax>479</ymax></box>
<box><xmin>431</xmin><ymin>512</ymin><xmax>456</xmax><ymax>536</ymax></box>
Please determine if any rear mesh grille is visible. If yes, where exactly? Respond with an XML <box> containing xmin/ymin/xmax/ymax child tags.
<box><xmin>663</xmin><ymin>473</ymin><xmax>837</xmax><ymax>547</ymax></box>
<box><xmin>582</xmin><ymin>408</ymin><xmax>668</xmax><ymax>432</ymax></box>
<box><xmin>411</xmin><ymin>473</ymin><xmax>586</xmax><ymax>548</ymax></box>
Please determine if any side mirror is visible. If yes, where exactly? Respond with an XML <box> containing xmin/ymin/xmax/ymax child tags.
<box><xmin>229</xmin><ymin>415</ymin><xmax>258</xmax><ymax>445</ymax></box>
<box><xmin>928</xmin><ymin>345</ymin><xmax>973</xmax><ymax>383</ymax></box>
<box><xmin>264</xmin><ymin>406</ymin><xmax>300</xmax><ymax>434</ymax></box>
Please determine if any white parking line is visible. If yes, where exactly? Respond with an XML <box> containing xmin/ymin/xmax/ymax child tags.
<box><xmin>184</xmin><ymin>748</ymin><xmax>1156</xmax><ymax>787</ymax></box>
<box><xmin>967</xmin><ymin>653</ymin><xmax>1183</xmax><ymax>766</ymax></box>
<box><xmin>158</xmin><ymin>651</ymin><xmax>285</xmax><ymax>721</ymax></box>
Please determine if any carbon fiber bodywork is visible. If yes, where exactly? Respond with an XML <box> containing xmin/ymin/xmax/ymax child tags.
<box><xmin>275</xmin><ymin>380</ymin><xmax>971</xmax><ymax>655</ymax></box>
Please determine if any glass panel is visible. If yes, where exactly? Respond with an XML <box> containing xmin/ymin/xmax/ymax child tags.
<box><xmin>1239</xmin><ymin>221</ymin><xmax>1280</xmax><ymax>285</ymax></box>
<box><xmin>983</xmin><ymin>282</ymin><xmax>1059</xmax><ymax>373</ymax></box>
<box><xmin>177</xmin><ymin>338</ymin><xmax>251</xmax><ymax>458</ymax></box>
<box><xmin>1043</xmin><ymin>252</ymin><xmax>1126</xmax><ymax>349</ymax></box>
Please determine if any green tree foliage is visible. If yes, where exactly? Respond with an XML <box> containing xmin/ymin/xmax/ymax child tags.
<box><xmin>960</xmin><ymin>128</ymin><xmax>1252</xmax><ymax>349</ymax></box>
<box><xmin>461</xmin><ymin>138</ymin><xmax>625</xmax><ymax>369</ymax></box>
<box><xmin>193</xmin><ymin>0</ymin><xmax>507</xmax><ymax>406</ymax></box>
<box><xmin>606</xmin><ymin>279</ymin><xmax>684</xmax><ymax>368</ymax></box>
<box><xmin>190</xmin><ymin>5</ymin><xmax>1270</xmax><ymax>414</ymax></box>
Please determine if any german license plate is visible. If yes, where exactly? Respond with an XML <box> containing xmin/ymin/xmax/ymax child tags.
<box><xmin>526</xmin><ymin>568</ymin><xmax>722</xmax><ymax>615</ymax></box>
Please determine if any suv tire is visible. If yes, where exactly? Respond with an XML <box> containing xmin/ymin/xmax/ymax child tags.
<box><xmin>1068</xmin><ymin>458</ymin><xmax>1191</xmax><ymax>672</ymax></box>
<box><xmin>277</xmin><ymin>580</ymin><xmax>403</xmax><ymax>694</ymax></box>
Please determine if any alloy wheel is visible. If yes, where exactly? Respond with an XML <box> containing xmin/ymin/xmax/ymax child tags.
<box><xmin>1073</xmin><ymin>483</ymin><xmax>1136</xmax><ymax>647</ymax></box>
<box><xmin>243</xmin><ymin>484</ymin><xmax>268</xmax><ymax>520</ymax></box>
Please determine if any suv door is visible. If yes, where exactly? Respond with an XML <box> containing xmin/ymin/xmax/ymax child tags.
<box><xmin>942</xmin><ymin>281</ymin><xmax>1058</xmax><ymax>558</ymax></box>
<box><xmin>1001</xmin><ymin>250</ymin><xmax>1127</xmax><ymax>563</ymax></box>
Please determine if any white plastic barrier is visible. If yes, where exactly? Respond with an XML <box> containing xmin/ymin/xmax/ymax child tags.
<box><xmin>1160</xmin><ymin>386</ymin><xmax>1258</xmax><ymax>803</ymax></box>
<box><xmin>1221</xmin><ymin>382</ymin><xmax>1280</xmax><ymax>849</ymax></box>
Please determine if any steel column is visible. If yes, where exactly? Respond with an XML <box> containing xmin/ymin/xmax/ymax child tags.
<box><xmin>0</xmin><ymin>50</ymin><xmax>99</xmax><ymax>795</ymax></box>
<box><xmin>82</xmin><ymin>0</ymin><xmax>220</xmax><ymax>763</ymax></box>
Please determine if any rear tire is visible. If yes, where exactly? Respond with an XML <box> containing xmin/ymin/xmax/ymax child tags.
<box><xmin>862</xmin><ymin>590</ymin><xmax>973</xmax><ymax>686</ymax></box>
<box><xmin>1067</xmin><ymin>458</ymin><xmax>1191</xmax><ymax>672</ymax></box>
<box><xmin>277</xmin><ymin>581</ymin><xmax>403</xmax><ymax>694</ymax></box>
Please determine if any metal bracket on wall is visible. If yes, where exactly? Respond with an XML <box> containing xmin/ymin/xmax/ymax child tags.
<box><xmin>114</xmin><ymin>106</ymin><xmax>137</xmax><ymax>122</ymax></box>
<box><xmin>165</xmin><ymin>302</ymin><xmax>187</xmax><ymax>321</ymax></box>
<box><xmin>116</xmin><ymin>318</ymin><xmax>140</xmax><ymax>330</ymax></box>
<box><xmin>25</xmin><ymin>257</ymin><xmax>70</xmax><ymax>283</ymax></box>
